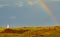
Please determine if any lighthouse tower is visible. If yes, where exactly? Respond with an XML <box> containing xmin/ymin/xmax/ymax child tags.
<box><xmin>7</xmin><ymin>24</ymin><xmax>10</xmax><ymax>28</ymax></box>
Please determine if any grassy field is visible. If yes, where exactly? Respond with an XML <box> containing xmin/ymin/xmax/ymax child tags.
<box><xmin>0</xmin><ymin>26</ymin><xmax>60</xmax><ymax>37</ymax></box>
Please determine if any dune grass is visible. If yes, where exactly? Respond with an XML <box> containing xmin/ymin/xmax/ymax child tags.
<box><xmin>0</xmin><ymin>26</ymin><xmax>60</xmax><ymax>37</ymax></box>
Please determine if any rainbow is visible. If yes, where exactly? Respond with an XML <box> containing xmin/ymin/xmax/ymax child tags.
<box><xmin>37</xmin><ymin>0</ymin><xmax>59</xmax><ymax>25</ymax></box>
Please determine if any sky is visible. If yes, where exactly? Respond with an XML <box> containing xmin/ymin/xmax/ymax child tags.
<box><xmin>0</xmin><ymin>0</ymin><xmax>60</xmax><ymax>27</ymax></box>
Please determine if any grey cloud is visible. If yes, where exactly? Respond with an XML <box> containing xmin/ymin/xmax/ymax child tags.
<box><xmin>0</xmin><ymin>0</ymin><xmax>60</xmax><ymax>8</ymax></box>
<box><xmin>0</xmin><ymin>0</ymin><xmax>38</xmax><ymax>8</ymax></box>
<box><xmin>0</xmin><ymin>0</ymin><xmax>19</xmax><ymax>7</ymax></box>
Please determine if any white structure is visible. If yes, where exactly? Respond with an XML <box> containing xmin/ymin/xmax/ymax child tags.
<box><xmin>7</xmin><ymin>24</ymin><xmax>10</xmax><ymax>28</ymax></box>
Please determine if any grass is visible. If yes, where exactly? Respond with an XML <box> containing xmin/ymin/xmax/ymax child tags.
<box><xmin>0</xmin><ymin>26</ymin><xmax>60</xmax><ymax>37</ymax></box>
<box><xmin>0</xmin><ymin>33</ymin><xmax>21</xmax><ymax>37</ymax></box>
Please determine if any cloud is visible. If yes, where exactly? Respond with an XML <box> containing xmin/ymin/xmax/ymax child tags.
<box><xmin>16</xmin><ymin>1</ymin><xmax>24</xmax><ymax>7</ymax></box>
<box><xmin>44</xmin><ymin>0</ymin><xmax>60</xmax><ymax>2</ymax></box>
<box><xmin>0</xmin><ymin>4</ymin><xmax>9</xmax><ymax>8</ymax></box>
<box><xmin>1</xmin><ymin>0</ymin><xmax>57</xmax><ymax>8</ymax></box>
<box><xmin>15</xmin><ymin>0</ymin><xmax>38</xmax><ymax>7</ymax></box>
<box><xmin>28</xmin><ymin>1</ymin><xmax>34</xmax><ymax>6</ymax></box>
<box><xmin>50</xmin><ymin>0</ymin><xmax>60</xmax><ymax>1</ymax></box>
<box><xmin>0</xmin><ymin>0</ymin><xmax>19</xmax><ymax>8</ymax></box>
<box><xmin>0</xmin><ymin>0</ymin><xmax>38</xmax><ymax>8</ymax></box>
<box><xmin>27</xmin><ymin>0</ymin><xmax>38</xmax><ymax>6</ymax></box>
<box><xmin>9</xmin><ymin>16</ymin><xmax>16</xmax><ymax>19</ymax></box>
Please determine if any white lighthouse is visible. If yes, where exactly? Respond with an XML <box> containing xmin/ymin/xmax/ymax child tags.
<box><xmin>7</xmin><ymin>24</ymin><xmax>10</xmax><ymax>28</ymax></box>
